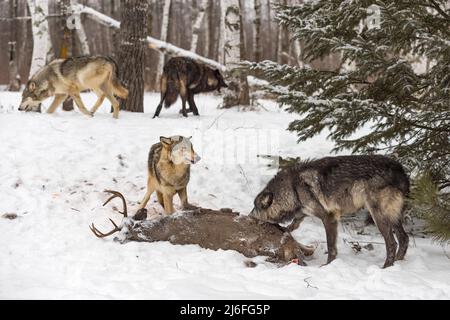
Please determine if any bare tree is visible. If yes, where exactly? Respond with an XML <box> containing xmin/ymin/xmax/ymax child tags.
<box><xmin>118</xmin><ymin>0</ymin><xmax>149</xmax><ymax>112</ymax></box>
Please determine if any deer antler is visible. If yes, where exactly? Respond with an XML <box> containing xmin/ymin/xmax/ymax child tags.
<box><xmin>102</xmin><ymin>190</ymin><xmax>127</xmax><ymax>217</ymax></box>
<box><xmin>89</xmin><ymin>190</ymin><xmax>128</xmax><ymax>238</ymax></box>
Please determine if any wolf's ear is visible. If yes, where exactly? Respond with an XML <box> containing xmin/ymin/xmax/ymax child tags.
<box><xmin>258</xmin><ymin>192</ymin><xmax>273</xmax><ymax>209</ymax></box>
<box><xmin>160</xmin><ymin>136</ymin><xmax>172</xmax><ymax>147</ymax></box>
<box><xmin>28</xmin><ymin>81</ymin><xmax>36</xmax><ymax>91</ymax></box>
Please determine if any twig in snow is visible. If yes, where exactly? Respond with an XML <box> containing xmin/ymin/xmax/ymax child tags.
<box><xmin>303</xmin><ymin>277</ymin><xmax>318</xmax><ymax>290</ymax></box>
<box><xmin>207</xmin><ymin>110</ymin><xmax>227</xmax><ymax>129</ymax></box>
<box><xmin>238</xmin><ymin>164</ymin><xmax>252</xmax><ymax>195</ymax></box>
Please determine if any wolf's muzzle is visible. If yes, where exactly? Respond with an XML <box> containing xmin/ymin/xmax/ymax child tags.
<box><xmin>191</xmin><ymin>154</ymin><xmax>201</xmax><ymax>164</ymax></box>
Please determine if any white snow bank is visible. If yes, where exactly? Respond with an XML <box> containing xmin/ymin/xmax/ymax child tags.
<box><xmin>0</xmin><ymin>92</ymin><xmax>449</xmax><ymax>299</ymax></box>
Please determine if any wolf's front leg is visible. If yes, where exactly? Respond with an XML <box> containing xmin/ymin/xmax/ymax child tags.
<box><xmin>90</xmin><ymin>94</ymin><xmax>105</xmax><ymax>115</ymax></box>
<box><xmin>163</xmin><ymin>193</ymin><xmax>175</xmax><ymax>214</ymax></box>
<box><xmin>72</xmin><ymin>94</ymin><xmax>93</xmax><ymax>117</ymax></box>
<box><xmin>47</xmin><ymin>94</ymin><xmax>68</xmax><ymax>114</ymax></box>
<box><xmin>178</xmin><ymin>188</ymin><xmax>189</xmax><ymax>209</ymax></box>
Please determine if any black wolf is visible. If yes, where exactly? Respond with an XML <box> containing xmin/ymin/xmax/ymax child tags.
<box><xmin>250</xmin><ymin>155</ymin><xmax>410</xmax><ymax>268</ymax></box>
<box><xmin>153</xmin><ymin>57</ymin><xmax>228</xmax><ymax>118</ymax></box>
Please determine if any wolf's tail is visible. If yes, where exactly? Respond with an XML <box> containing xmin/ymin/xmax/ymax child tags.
<box><xmin>163</xmin><ymin>68</ymin><xmax>179</xmax><ymax>108</ymax></box>
<box><xmin>104</xmin><ymin>56</ymin><xmax>129</xmax><ymax>99</ymax></box>
<box><xmin>112</xmin><ymin>77</ymin><xmax>129</xmax><ymax>99</ymax></box>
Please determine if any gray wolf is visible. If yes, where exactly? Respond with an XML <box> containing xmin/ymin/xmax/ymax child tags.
<box><xmin>19</xmin><ymin>55</ymin><xmax>128</xmax><ymax>118</ymax></box>
<box><xmin>137</xmin><ymin>136</ymin><xmax>201</xmax><ymax>215</ymax></box>
<box><xmin>249</xmin><ymin>155</ymin><xmax>410</xmax><ymax>268</ymax></box>
<box><xmin>153</xmin><ymin>57</ymin><xmax>228</xmax><ymax>118</ymax></box>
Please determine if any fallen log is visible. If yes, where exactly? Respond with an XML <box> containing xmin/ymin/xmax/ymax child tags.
<box><xmin>90</xmin><ymin>191</ymin><xmax>315</xmax><ymax>265</ymax></box>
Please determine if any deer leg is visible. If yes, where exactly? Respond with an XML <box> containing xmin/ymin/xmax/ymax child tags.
<box><xmin>47</xmin><ymin>94</ymin><xmax>67</xmax><ymax>114</ymax></box>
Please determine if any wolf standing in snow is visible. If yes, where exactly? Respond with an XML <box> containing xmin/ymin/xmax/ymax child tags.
<box><xmin>136</xmin><ymin>136</ymin><xmax>201</xmax><ymax>217</ymax></box>
<box><xmin>250</xmin><ymin>155</ymin><xmax>410</xmax><ymax>268</ymax></box>
<box><xmin>19</xmin><ymin>56</ymin><xmax>128</xmax><ymax>118</ymax></box>
<box><xmin>152</xmin><ymin>57</ymin><xmax>228</xmax><ymax>118</ymax></box>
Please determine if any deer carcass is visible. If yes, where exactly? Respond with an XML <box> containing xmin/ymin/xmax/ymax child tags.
<box><xmin>90</xmin><ymin>191</ymin><xmax>315</xmax><ymax>265</ymax></box>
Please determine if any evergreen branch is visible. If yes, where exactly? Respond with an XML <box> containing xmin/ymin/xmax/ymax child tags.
<box><xmin>428</xmin><ymin>0</ymin><xmax>450</xmax><ymax>20</ymax></box>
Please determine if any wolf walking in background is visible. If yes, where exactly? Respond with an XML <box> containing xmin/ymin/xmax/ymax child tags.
<box><xmin>153</xmin><ymin>57</ymin><xmax>228</xmax><ymax>118</ymax></box>
<box><xmin>19</xmin><ymin>55</ymin><xmax>128</xmax><ymax>118</ymax></box>
<box><xmin>250</xmin><ymin>155</ymin><xmax>410</xmax><ymax>268</ymax></box>
<box><xmin>136</xmin><ymin>136</ymin><xmax>201</xmax><ymax>217</ymax></box>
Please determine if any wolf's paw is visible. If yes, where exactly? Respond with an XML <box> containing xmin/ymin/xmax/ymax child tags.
<box><xmin>134</xmin><ymin>208</ymin><xmax>147</xmax><ymax>221</ymax></box>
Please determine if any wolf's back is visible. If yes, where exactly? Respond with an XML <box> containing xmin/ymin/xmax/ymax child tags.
<box><xmin>59</xmin><ymin>55</ymin><xmax>128</xmax><ymax>98</ymax></box>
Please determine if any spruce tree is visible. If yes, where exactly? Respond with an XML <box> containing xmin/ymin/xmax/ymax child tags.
<box><xmin>249</xmin><ymin>1</ymin><xmax>450</xmax><ymax>240</ymax></box>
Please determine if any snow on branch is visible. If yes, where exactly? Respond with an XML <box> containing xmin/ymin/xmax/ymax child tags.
<box><xmin>72</xmin><ymin>3</ymin><xmax>226</xmax><ymax>72</ymax></box>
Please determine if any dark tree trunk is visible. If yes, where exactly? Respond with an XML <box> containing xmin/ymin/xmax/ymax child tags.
<box><xmin>118</xmin><ymin>0</ymin><xmax>149</xmax><ymax>112</ymax></box>
<box><xmin>60</xmin><ymin>0</ymin><xmax>74</xmax><ymax>111</ymax></box>
<box><xmin>8</xmin><ymin>0</ymin><xmax>21</xmax><ymax>91</ymax></box>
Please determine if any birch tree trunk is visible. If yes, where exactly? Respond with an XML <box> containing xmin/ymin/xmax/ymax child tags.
<box><xmin>293</xmin><ymin>39</ymin><xmax>303</xmax><ymax>67</ymax></box>
<box><xmin>156</xmin><ymin>0</ymin><xmax>171</xmax><ymax>85</ymax></box>
<box><xmin>118</xmin><ymin>0</ymin><xmax>148</xmax><ymax>112</ymax></box>
<box><xmin>71</xmin><ymin>0</ymin><xmax>90</xmax><ymax>55</ymax></box>
<box><xmin>190</xmin><ymin>0</ymin><xmax>208</xmax><ymax>53</ymax></box>
<box><xmin>222</xmin><ymin>0</ymin><xmax>250</xmax><ymax>108</ymax></box>
<box><xmin>27</xmin><ymin>0</ymin><xmax>53</xmax><ymax>77</ymax></box>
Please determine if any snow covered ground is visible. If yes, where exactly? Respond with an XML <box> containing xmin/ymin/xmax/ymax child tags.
<box><xmin>0</xmin><ymin>92</ymin><xmax>449</xmax><ymax>299</ymax></box>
